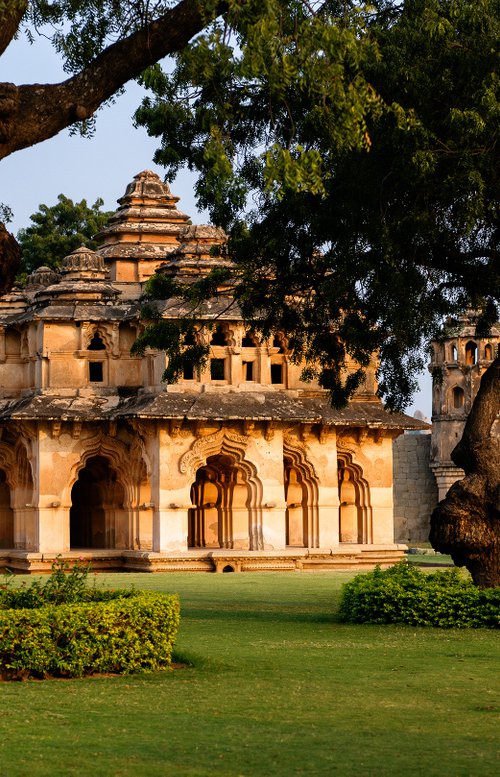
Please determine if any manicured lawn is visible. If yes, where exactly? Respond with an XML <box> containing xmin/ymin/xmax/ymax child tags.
<box><xmin>1</xmin><ymin>571</ymin><xmax>498</xmax><ymax>777</ymax></box>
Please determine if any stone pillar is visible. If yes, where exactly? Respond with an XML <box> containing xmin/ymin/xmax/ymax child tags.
<box><xmin>152</xmin><ymin>425</ymin><xmax>191</xmax><ymax>552</ymax></box>
<box><xmin>317</xmin><ymin>488</ymin><xmax>339</xmax><ymax>548</ymax></box>
<box><xmin>431</xmin><ymin>464</ymin><xmax>464</xmax><ymax>502</ymax></box>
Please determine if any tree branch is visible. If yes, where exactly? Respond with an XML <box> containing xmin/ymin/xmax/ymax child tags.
<box><xmin>0</xmin><ymin>1</ymin><xmax>28</xmax><ymax>58</ymax></box>
<box><xmin>0</xmin><ymin>0</ymin><xmax>227</xmax><ymax>160</ymax></box>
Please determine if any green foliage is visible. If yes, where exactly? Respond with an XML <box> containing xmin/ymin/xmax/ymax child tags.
<box><xmin>0</xmin><ymin>556</ymin><xmax>121</xmax><ymax>609</ymax></box>
<box><xmin>0</xmin><ymin>202</ymin><xmax>13</xmax><ymax>224</ymax></box>
<box><xmin>132</xmin><ymin>318</ymin><xmax>209</xmax><ymax>383</ymax></box>
<box><xmin>0</xmin><ymin>589</ymin><xmax>180</xmax><ymax>680</ymax></box>
<box><xmin>17</xmin><ymin>194</ymin><xmax>112</xmax><ymax>274</ymax></box>
<box><xmin>338</xmin><ymin>562</ymin><xmax>500</xmax><ymax>628</ymax></box>
<box><xmin>23</xmin><ymin>1</ymin><xmax>174</xmax><ymax>74</ymax></box>
<box><xmin>135</xmin><ymin>0</ymin><xmax>500</xmax><ymax>410</ymax></box>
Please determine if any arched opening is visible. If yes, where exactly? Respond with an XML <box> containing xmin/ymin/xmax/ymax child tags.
<box><xmin>452</xmin><ymin>386</ymin><xmax>465</xmax><ymax>410</ymax></box>
<box><xmin>451</xmin><ymin>343</ymin><xmax>458</xmax><ymax>361</ymax></box>
<box><xmin>284</xmin><ymin>460</ymin><xmax>308</xmax><ymax>547</ymax></box>
<box><xmin>465</xmin><ymin>341</ymin><xmax>477</xmax><ymax>366</ymax></box>
<box><xmin>188</xmin><ymin>455</ymin><xmax>251</xmax><ymax>550</ymax></box>
<box><xmin>484</xmin><ymin>343</ymin><xmax>493</xmax><ymax>360</ymax></box>
<box><xmin>70</xmin><ymin>456</ymin><xmax>126</xmax><ymax>549</ymax></box>
<box><xmin>0</xmin><ymin>469</ymin><xmax>14</xmax><ymax>549</ymax></box>
<box><xmin>210</xmin><ymin>325</ymin><xmax>227</xmax><ymax>346</ymax></box>
<box><xmin>88</xmin><ymin>332</ymin><xmax>106</xmax><ymax>351</ymax></box>
<box><xmin>242</xmin><ymin>330</ymin><xmax>258</xmax><ymax>347</ymax></box>
<box><xmin>338</xmin><ymin>458</ymin><xmax>371</xmax><ymax>544</ymax></box>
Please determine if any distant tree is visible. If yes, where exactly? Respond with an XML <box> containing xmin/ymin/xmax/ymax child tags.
<box><xmin>17</xmin><ymin>195</ymin><xmax>112</xmax><ymax>275</ymax></box>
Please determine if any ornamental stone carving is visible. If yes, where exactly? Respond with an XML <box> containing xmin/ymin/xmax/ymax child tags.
<box><xmin>179</xmin><ymin>429</ymin><xmax>249</xmax><ymax>478</ymax></box>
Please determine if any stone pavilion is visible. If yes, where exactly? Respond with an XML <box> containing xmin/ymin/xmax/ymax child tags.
<box><xmin>0</xmin><ymin>171</ymin><xmax>425</xmax><ymax>573</ymax></box>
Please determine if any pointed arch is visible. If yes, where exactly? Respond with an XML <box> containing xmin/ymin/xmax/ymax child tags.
<box><xmin>62</xmin><ymin>432</ymin><xmax>151</xmax><ymax>550</ymax></box>
<box><xmin>183</xmin><ymin>430</ymin><xmax>263</xmax><ymax>550</ymax></box>
<box><xmin>337</xmin><ymin>450</ymin><xmax>372</xmax><ymax>544</ymax></box>
<box><xmin>283</xmin><ymin>439</ymin><xmax>320</xmax><ymax>548</ymax></box>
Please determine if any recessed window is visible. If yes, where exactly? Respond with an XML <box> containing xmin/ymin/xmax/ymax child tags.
<box><xmin>183</xmin><ymin>363</ymin><xmax>194</xmax><ymax>380</ymax></box>
<box><xmin>485</xmin><ymin>344</ymin><xmax>493</xmax><ymax>360</ymax></box>
<box><xmin>465</xmin><ymin>341</ymin><xmax>477</xmax><ymax>366</ymax></box>
<box><xmin>271</xmin><ymin>364</ymin><xmax>283</xmax><ymax>384</ymax></box>
<box><xmin>88</xmin><ymin>332</ymin><xmax>106</xmax><ymax>351</ymax></box>
<box><xmin>210</xmin><ymin>326</ymin><xmax>227</xmax><ymax>346</ymax></box>
<box><xmin>242</xmin><ymin>331</ymin><xmax>257</xmax><ymax>347</ymax></box>
<box><xmin>451</xmin><ymin>344</ymin><xmax>458</xmax><ymax>361</ymax></box>
<box><xmin>210</xmin><ymin>358</ymin><xmax>225</xmax><ymax>380</ymax></box>
<box><xmin>89</xmin><ymin>362</ymin><xmax>104</xmax><ymax>382</ymax></box>
<box><xmin>243</xmin><ymin>361</ymin><xmax>254</xmax><ymax>381</ymax></box>
<box><xmin>452</xmin><ymin>386</ymin><xmax>464</xmax><ymax>409</ymax></box>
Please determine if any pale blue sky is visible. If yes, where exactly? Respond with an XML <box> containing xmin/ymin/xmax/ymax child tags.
<box><xmin>0</xmin><ymin>29</ymin><xmax>432</xmax><ymax>417</ymax></box>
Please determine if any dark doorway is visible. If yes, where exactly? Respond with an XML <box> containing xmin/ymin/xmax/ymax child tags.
<box><xmin>0</xmin><ymin>469</ymin><xmax>14</xmax><ymax>549</ymax></box>
<box><xmin>70</xmin><ymin>456</ymin><xmax>125</xmax><ymax>549</ymax></box>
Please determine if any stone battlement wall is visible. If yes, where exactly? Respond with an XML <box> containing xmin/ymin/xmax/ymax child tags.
<box><xmin>393</xmin><ymin>433</ymin><xmax>438</xmax><ymax>544</ymax></box>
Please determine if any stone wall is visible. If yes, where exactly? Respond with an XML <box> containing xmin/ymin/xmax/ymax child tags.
<box><xmin>393</xmin><ymin>433</ymin><xmax>438</xmax><ymax>544</ymax></box>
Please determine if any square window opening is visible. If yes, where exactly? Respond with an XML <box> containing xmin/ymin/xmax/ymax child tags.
<box><xmin>183</xmin><ymin>363</ymin><xmax>194</xmax><ymax>380</ymax></box>
<box><xmin>244</xmin><ymin>361</ymin><xmax>254</xmax><ymax>381</ymax></box>
<box><xmin>271</xmin><ymin>364</ymin><xmax>283</xmax><ymax>384</ymax></box>
<box><xmin>89</xmin><ymin>362</ymin><xmax>104</xmax><ymax>382</ymax></box>
<box><xmin>210</xmin><ymin>358</ymin><xmax>225</xmax><ymax>381</ymax></box>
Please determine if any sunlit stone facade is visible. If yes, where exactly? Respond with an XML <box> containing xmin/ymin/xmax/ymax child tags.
<box><xmin>0</xmin><ymin>171</ymin><xmax>424</xmax><ymax>572</ymax></box>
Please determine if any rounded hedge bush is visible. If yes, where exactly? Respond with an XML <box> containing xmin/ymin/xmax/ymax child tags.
<box><xmin>0</xmin><ymin>590</ymin><xmax>180</xmax><ymax>680</ymax></box>
<box><xmin>338</xmin><ymin>562</ymin><xmax>500</xmax><ymax>628</ymax></box>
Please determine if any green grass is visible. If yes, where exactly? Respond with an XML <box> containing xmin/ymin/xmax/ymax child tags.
<box><xmin>1</xmin><ymin>572</ymin><xmax>499</xmax><ymax>777</ymax></box>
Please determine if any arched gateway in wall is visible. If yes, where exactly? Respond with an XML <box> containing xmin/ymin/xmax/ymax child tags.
<box><xmin>70</xmin><ymin>456</ymin><xmax>126</xmax><ymax>549</ymax></box>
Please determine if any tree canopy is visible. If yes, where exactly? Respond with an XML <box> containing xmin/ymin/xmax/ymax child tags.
<box><xmin>130</xmin><ymin>0</ymin><xmax>499</xmax><ymax>410</ymax></box>
<box><xmin>16</xmin><ymin>195</ymin><xmax>113</xmax><ymax>278</ymax></box>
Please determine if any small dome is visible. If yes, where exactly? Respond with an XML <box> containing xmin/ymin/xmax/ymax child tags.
<box><xmin>26</xmin><ymin>266</ymin><xmax>61</xmax><ymax>288</ymax></box>
<box><xmin>60</xmin><ymin>246</ymin><xmax>107</xmax><ymax>280</ymax></box>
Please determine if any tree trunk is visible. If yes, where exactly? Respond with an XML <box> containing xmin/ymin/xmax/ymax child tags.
<box><xmin>0</xmin><ymin>223</ymin><xmax>20</xmax><ymax>293</ymax></box>
<box><xmin>430</xmin><ymin>356</ymin><xmax>500</xmax><ymax>587</ymax></box>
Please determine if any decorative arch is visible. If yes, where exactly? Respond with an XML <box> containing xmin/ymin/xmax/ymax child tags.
<box><xmin>451</xmin><ymin>385</ymin><xmax>465</xmax><ymax>410</ymax></box>
<box><xmin>0</xmin><ymin>438</ymin><xmax>34</xmax><ymax>550</ymax></box>
<box><xmin>183</xmin><ymin>430</ymin><xmax>263</xmax><ymax>550</ymax></box>
<box><xmin>484</xmin><ymin>343</ymin><xmax>493</xmax><ymax>360</ymax></box>
<box><xmin>283</xmin><ymin>439</ymin><xmax>320</xmax><ymax>548</ymax></box>
<box><xmin>63</xmin><ymin>432</ymin><xmax>151</xmax><ymax>550</ymax></box>
<box><xmin>180</xmin><ymin>430</ymin><xmax>249</xmax><ymax>478</ymax></box>
<box><xmin>465</xmin><ymin>340</ymin><xmax>477</xmax><ymax>366</ymax></box>
<box><xmin>337</xmin><ymin>450</ymin><xmax>372</xmax><ymax>544</ymax></box>
<box><xmin>82</xmin><ymin>322</ymin><xmax>113</xmax><ymax>352</ymax></box>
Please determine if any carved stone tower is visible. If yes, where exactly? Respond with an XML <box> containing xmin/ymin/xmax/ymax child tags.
<box><xmin>429</xmin><ymin>313</ymin><xmax>499</xmax><ymax>500</ymax></box>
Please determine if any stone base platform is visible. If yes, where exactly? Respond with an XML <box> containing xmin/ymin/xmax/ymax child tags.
<box><xmin>0</xmin><ymin>545</ymin><xmax>406</xmax><ymax>574</ymax></box>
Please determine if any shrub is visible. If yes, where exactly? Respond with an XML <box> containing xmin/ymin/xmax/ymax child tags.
<box><xmin>338</xmin><ymin>562</ymin><xmax>500</xmax><ymax>628</ymax></box>
<box><xmin>0</xmin><ymin>556</ymin><xmax>113</xmax><ymax>609</ymax></box>
<box><xmin>0</xmin><ymin>590</ymin><xmax>180</xmax><ymax>680</ymax></box>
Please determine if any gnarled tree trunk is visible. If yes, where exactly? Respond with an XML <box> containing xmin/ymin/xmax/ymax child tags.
<box><xmin>430</xmin><ymin>356</ymin><xmax>500</xmax><ymax>587</ymax></box>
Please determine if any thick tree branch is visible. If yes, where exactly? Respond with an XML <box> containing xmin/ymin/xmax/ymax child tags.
<box><xmin>0</xmin><ymin>0</ymin><xmax>227</xmax><ymax>160</ymax></box>
<box><xmin>0</xmin><ymin>1</ymin><xmax>28</xmax><ymax>58</ymax></box>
